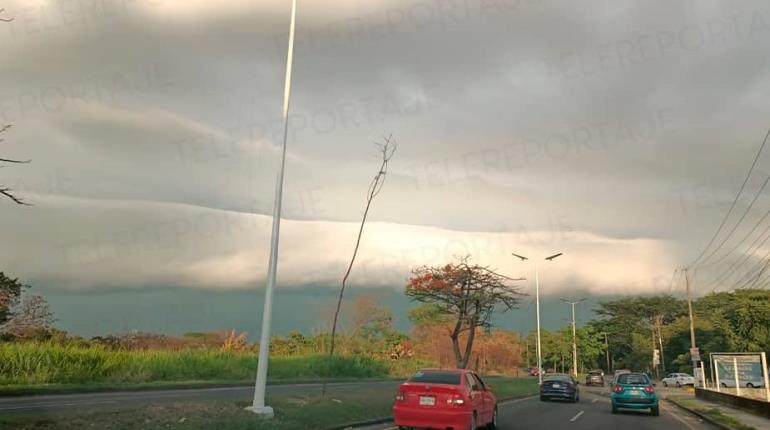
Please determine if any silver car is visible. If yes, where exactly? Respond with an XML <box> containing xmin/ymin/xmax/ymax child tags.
<box><xmin>662</xmin><ymin>373</ymin><xmax>695</xmax><ymax>387</ymax></box>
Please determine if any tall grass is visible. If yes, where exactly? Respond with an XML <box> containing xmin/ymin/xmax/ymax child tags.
<box><xmin>0</xmin><ymin>342</ymin><xmax>391</xmax><ymax>386</ymax></box>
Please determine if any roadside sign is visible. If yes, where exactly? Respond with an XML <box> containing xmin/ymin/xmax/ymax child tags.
<box><xmin>690</xmin><ymin>347</ymin><xmax>700</xmax><ymax>362</ymax></box>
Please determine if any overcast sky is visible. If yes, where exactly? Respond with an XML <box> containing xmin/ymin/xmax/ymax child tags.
<box><xmin>2</xmin><ymin>1</ymin><xmax>770</xmax><ymax>335</ymax></box>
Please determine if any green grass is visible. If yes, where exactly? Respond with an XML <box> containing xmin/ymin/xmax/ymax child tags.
<box><xmin>0</xmin><ymin>342</ymin><xmax>391</xmax><ymax>388</ymax></box>
<box><xmin>668</xmin><ymin>397</ymin><xmax>758</xmax><ymax>430</ymax></box>
<box><xmin>0</xmin><ymin>377</ymin><xmax>538</xmax><ymax>430</ymax></box>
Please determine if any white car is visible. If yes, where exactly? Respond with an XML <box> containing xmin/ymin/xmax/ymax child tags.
<box><xmin>719</xmin><ymin>379</ymin><xmax>764</xmax><ymax>388</ymax></box>
<box><xmin>662</xmin><ymin>373</ymin><xmax>695</xmax><ymax>387</ymax></box>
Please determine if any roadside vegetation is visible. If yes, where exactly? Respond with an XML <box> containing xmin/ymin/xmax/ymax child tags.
<box><xmin>667</xmin><ymin>397</ymin><xmax>758</xmax><ymax>430</ymax></box>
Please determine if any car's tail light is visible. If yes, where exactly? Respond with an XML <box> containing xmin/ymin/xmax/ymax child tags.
<box><xmin>446</xmin><ymin>394</ymin><xmax>465</xmax><ymax>406</ymax></box>
<box><xmin>395</xmin><ymin>392</ymin><xmax>405</xmax><ymax>401</ymax></box>
<box><xmin>644</xmin><ymin>386</ymin><xmax>655</xmax><ymax>394</ymax></box>
<box><xmin>613</xmin><ymin>385</ymin><xmax>624</xmax><ymax>393</ymax></box>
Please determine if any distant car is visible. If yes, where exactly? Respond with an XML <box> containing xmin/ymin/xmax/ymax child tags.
<box><xmin>662</xmin><ymin>373</ymin><xmax>695</xmax><ymax>388</ymax></box>
<box><xmin>540</xmin><ymin>373</ymin><xmax>580</xmax><ymax>403</ymax></box>
<box><xmin>529</xmin><ymin>367</ymin><xmax>541</xmax><ymax>376</ymax></box>
<box><xmin>393</xmin><ymin>369</ymin><xmax>498</xmax><ymax>430</ymax></box>
<box><xmin>719</xmin><ymin>378</ymin><xmax>765</xmax><ymax>388</ymax></box>
<box><xmin>611</xmin><ymin>369</ymin><xmax>631</xmax><ymax>386</ymax></box>
<box><xmin>585</xmin><ymin>370</ymin><xmax>605</xmax><ymax>387</ymax></box>
<box><xmin>611</xmin><ymin>373</ymin><xmax>659</xmax><ymax>416</ymax></box>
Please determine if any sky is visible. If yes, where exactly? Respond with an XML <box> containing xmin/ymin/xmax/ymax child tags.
<box><xmin>1</xmin><ymin>0</ymin><xmax>770</xmax><ymax>336</ymax></box>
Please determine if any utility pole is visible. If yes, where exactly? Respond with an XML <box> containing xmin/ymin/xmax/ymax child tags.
<box><xmin>684</xmin><ymin>267</ymin><xmax>699</xmax><ymax>371</ymax></box>
<box><xmin>655</xmin><ymin>315</ymin><xmax>667</xmax><ymax>374</ymax></box>
<box><xmin>604</xmin><ymin>332</ymin><xmax>611</xmax><ymax>374</ymax></box>
<box><xmin>562</xmin><ymin>298</ymin><xmax>585</xmax><ymax>378</ymax></box>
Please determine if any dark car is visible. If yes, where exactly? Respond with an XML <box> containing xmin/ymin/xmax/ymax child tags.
<box><xmin>586</xmin><ymin>371</ymin><xmax>605</xmax><ymax>386</ymax></box>
<box><xmin>540</xmin><ymin>373</ymin><xmax>579</xmax><ymax>403</ymax></box>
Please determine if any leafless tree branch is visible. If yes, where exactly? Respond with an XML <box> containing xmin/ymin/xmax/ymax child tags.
<box><xmin>328</xmin><ymin>135</ymin><xmax>397</xmax><ymax>357</ymax></box>
<box><xmin>0</xmin><ymin>124</ymin><xmax>31</xmax><ymax>205</ymax></box>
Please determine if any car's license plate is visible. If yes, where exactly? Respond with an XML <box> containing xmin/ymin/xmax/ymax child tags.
<box><xmin>630</xmin><ymin>390</ymin><xmax>640</xmax><ymax>395</ymax></box>
<box><xmin>419</xmin><ymin>396</ymin><xmax>435</xmax><ymax>406</ymax></box>
<box><xmin>553</xmin><ymin>384</ymin><xmax>561</xmax><ymax>388</ymax></box>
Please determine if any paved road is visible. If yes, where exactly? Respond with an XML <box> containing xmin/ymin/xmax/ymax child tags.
<box><xmin>1</xmin><ymin>383</ymin><xmax>717</xmax><ymax>429</ymax></box>
<box><xmin>365</xmin><ymin>387</ymin><xmax>717</xmax><ymax>430</ymax></box>
<box><xmin>0</xmin><ymin>381</ymin><xmax>402</xmax><ymax>416</ymax></box>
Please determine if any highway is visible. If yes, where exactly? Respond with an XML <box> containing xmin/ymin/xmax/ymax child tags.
<box><xmin>0</xmin><ymin>383</ymin><xmax>717</xmax><ymax>429</ymax></box>
<box><xmin>364</xmin><ymin>387</ymin><xmax>718</xmax><ymax>430</ymax></box>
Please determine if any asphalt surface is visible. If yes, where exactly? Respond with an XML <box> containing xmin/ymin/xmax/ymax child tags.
<box><xmin>365</xmin><ymin>386</ymin><xmax>718</xmax><ymax>430</ymax></box>
<box><xmin>0</xmin><ymin>381</ymin><xmax>402</xmax><ymax>416</ymax></box>
<box><xmin>1</xmin><ymin>382</ymin><xmax>719</xmax><ymax>429</ymax></box>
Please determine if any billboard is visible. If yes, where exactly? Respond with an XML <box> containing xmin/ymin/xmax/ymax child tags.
<box><xmin>712</xmin><ymin>354</ymin><xmax>764</xmax><ymax>388</ymax></box>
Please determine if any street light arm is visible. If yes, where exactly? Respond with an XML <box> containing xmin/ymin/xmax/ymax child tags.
<box><xmin>545</xmin><ymin>252</ymin><xmax>563</xmax><ymax>261</ymax></box>
<box><xmin>511</xmin><ymin>252</ymin><xmax>529</xmax><ymax>261</ymax></box>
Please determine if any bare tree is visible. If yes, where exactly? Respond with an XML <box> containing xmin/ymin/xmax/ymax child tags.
<box><xmin>328</xmin><ymin>135</ymin><xmax>397</xmax><ymax>357</ymax></box>
<box><xmin>2</xmin><ymin>295</ymin><xmax>55</xmax><ymax>339</ymax></box>
<box><xmin>0</xmin><ymin>125</ymin><xmax>31</xmax><ymax>205</ymax></box>
<box><xmin>1</xmin><ymin>13</ymin><xmax>30</xmax><ymax>205</ymax></box>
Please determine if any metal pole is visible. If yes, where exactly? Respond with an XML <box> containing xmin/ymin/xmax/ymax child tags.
<box><xmin>604</xmin><ymin>332</ymin><xmax>611</xmax><ymax>375</ymax></box>
<box><xmin>733</xmin><ymin>357</ymin><xmax>741</xmax><ymax>396</ymax></box>
<box><xmin>700</xmin><ymin>361</ymin><xmax>707</xmax><ymax>389</ymax></box>
<box><xmin>571</xmin><ymin>302</ymin><xmax>578</xmax><ymax>378</ymax></box>
<box><xmin>715</xmin><ymin>357</ymin><xmax>721</xmax><ymax>393</ymax></box>
<box><xmin>761</xmin><ymin>352</ymin><xmax>770</xmax><ymax>402</ymax></box>
<box><xmin>247</xmin><ymin>0</ymin><xmax>297</xmax><ymax>417</ymax></box>
<box><xmin>535</xmin><ymin>262</ymin><xmax>543</xmax><ymax>386</ymax></box>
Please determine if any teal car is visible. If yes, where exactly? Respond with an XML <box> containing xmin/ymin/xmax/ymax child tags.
<box><xmin>611</xmin><ymin>373</ymin><xmax>659</xmax><ymax>416</ymax></box>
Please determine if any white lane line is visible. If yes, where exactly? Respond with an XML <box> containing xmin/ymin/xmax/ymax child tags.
<box><xmin>0</xmin><ymin>400</ymin><xmax>117</xmax><ymax>411</ymax></box>
<box><xmin>499</xmin><ymin>395</ymin><xmax>538</xmax><ymax>406</ymax></box>
<box><xmin>591</xmin><ymin>398</ymin><xmax>598</xmax><ymax>404</ymax></box>
<box><xmin>569</xmin><ymin>410</ymin><xmax>585</xmax><ymax>422</ymax></box>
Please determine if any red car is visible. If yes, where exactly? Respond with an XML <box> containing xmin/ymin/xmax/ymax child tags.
<box><xmin>393</xmin><ymin>368</ymin><xmax>498</xmax><ymax>430</ymax></box>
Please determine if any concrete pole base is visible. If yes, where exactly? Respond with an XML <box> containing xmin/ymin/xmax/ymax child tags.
<box><xmin>244</xmin><ymin>405</ymin><xmax>274</xmax><ymax>418</ymax></box>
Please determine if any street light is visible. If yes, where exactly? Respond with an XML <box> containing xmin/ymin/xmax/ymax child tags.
<box><xmin>561</xmin><ymin>298</ymin><xmax>586</xmax><ymax>378</ymax></box>
<box><xmin>246</xmin><ymin>0</ymin><xmax>298</xmax><ymax>418</ymax></box>
<box><xmin>512</xmin><ymin>251</ymin><xmax>563</xmax><ymax>385</ymax></box>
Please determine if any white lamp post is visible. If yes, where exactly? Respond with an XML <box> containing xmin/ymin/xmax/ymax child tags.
<box><xmin>512</xmin><ymin>252</ymin><xmax>563</xmax><ymax>385</ymax></box>
<box><xmin>246</xmin><ymin>0</ymin><xmax>298</xmax><ymax>417</ymax></box>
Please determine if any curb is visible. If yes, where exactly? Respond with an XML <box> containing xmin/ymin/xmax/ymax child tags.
<box><xmin>325</xmin><ymin>393</ymin><xmax>539</xmax><ymax>430</ymax></box>
<box><xmin>665</xmin><ymin>398</ymin><xmax>735</xmax><ymax>430</ymax></box>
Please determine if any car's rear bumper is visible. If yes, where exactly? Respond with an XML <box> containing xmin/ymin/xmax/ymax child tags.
<box><xmin>541</xmin><ymin>389</ymin><xmax>576</xmax><ymax>399</ymax></box>
<box><xmin>393</xmin><ymin>405</ymin><xmax>471</xmax><ymax>429</ymax></box>
<box><xmin>612</xmin><ymin>396</ymin><xmax>658</xmax><ymax>409</ymax></box>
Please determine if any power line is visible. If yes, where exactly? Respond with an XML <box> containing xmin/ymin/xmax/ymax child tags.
<box><xmin>697</xmin><ymin>175</ymin><xmax>770</xmax><ymax>267</ymax></box>
<box><xmin>690</xmin><ymin>127</ymin><xmax>770</xmax><ymax>268</ymax></box>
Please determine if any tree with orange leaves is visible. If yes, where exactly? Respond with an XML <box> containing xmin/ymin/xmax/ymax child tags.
<box><xmin>405</xmin><ymin>256</ymin><xmax>524</xmax><ymax>369</ymax></box>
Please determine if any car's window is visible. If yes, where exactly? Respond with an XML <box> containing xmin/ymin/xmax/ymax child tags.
<box><xmin>543</xmin><ymin>374</ymin><xmax>571</xmax><ymax>382</ymax></box>
<box><xmin>617</xmin><ymin>374</ymin><xmax>650</xmax><ymax>385</ymax></box>
<box><xmin>472</xmin><ymin>373</ymin><xmax>486</xmax><ymax>390</ymax></box>
<box><xmin>465</xmin><ymin>373</ymin><xmax>479</xmax><ymax>390</ymax></box>
<box><xmin>409</xmin><ymin>370</ymin><xmax>462</xmax><ymax>385</ymax></box>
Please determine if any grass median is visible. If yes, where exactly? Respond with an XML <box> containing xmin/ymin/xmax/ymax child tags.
<box><xmin>0</xmin><ymin>377</ymin><xmax>539</xmax><ymax>430</ymax></box>
<box><xmin>667</xmin><ymin>397</ymin><xmax>758</xmax><ymax>430</ymax></box>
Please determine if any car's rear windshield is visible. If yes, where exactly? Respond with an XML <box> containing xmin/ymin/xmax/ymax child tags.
<box><xmin>408</xmin><ymin>370</ymin><xmax>461</xmax><ymax>385</ymax></box>
<box><xmin>543</xmin><ymin>374</ymin><xmax>571</xmax><ymax>382</ymax></box>
<box><xmin>617</xmin><ymin>374</ymin><xmax>650</xmax><ymax>385</ymax></box>
<box><xmin>588</xmin><ymin>371</ymin><xmax>602</xmax><ymax>375</ymax></box>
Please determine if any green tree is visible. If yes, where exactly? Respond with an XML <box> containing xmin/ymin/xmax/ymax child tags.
<box><xmin>0</xmin><ymin>272</ymin><xmax>26</xmax><ymax>326</ymax></box>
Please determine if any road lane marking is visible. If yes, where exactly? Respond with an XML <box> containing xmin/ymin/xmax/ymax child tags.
<box><xmin>569</xmin><ymin>410</ymin><xmax>584</xmax><ymax>422</ymax></box>
<box><xmin>591</xmin><ymin>398</ymin><xmax>598</xmax><ymax>404</ymax></box>
<box><xmin>0</xmin><ymin>400</ymin><xmax>117</xmax><ymax>411</ymax></box>
<box><xmin>499</xmin><ymin>395</ymin><xmax>537</xmax><ymax>406</ymax></box>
